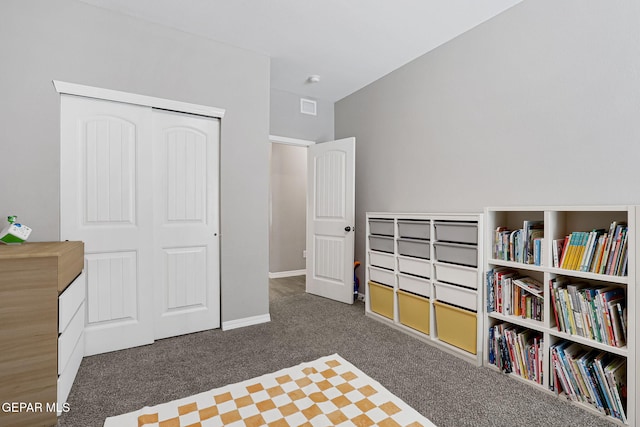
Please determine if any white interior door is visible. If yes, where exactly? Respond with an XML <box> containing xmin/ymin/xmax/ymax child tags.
<box><xmin>306</xmin><ymin>137</ymin><xmax>356</xmax><ymax>304</ymax></box>
<box><xmin>60</xmin><ymin>95</ymin><xmax>155</xmax><ymax>355</ymax></box>
<box><xmin>152</xmin><ymin>109</ymin><xmax>220</xmax><ymax>339</ymax></box>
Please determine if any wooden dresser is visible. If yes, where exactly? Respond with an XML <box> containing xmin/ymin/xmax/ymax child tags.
<box><xmin>0</xmin><ymin>241</ymin><xmax>84</xmax><ymax>427</ymax></box>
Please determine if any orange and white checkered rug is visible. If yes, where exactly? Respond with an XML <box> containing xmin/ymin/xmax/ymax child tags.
<box><xmin>103</xmin><ymin>354</ymin><xmax>435</xmax><ymax>427</ymax></box>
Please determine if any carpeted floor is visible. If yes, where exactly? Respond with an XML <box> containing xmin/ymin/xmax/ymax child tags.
<box><xmin>58</xmin><ymin>276</ymin><xmax>618</xmax><ymax>427</ymax></box>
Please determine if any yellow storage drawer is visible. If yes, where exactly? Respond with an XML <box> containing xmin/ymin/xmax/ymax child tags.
<box><xmin>397</xmin><ymin>290</ymin><xmax>430</xmax><ymax>334</ymax></box>
<box><xmin>369</xmin><ymin>281</ymin><xmax>394</xmax><ymax>319</ymax></box>
<box><xmin>434</xmin><ymin>300</ymin><xmax>477</xmax><ymax>354</ymax></box>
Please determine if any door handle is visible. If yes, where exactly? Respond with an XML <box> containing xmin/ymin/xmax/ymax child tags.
<box><xmin>345</xmin><ymin>226</ymin><xmax>352</xmax><ymax>232</ymax></box>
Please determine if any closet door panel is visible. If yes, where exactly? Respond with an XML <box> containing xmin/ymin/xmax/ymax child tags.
<box><xmin>152</xmin><ymin>109</ymin><xmax>220</xmax><ymax>340</ymax></box>
<box><xmin>60</xmin><ymin>95</ymin><xmax>154</xmax><ymax>356</ymax></box>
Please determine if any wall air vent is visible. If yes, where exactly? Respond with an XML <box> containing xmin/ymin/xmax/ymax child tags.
<box><xmin>300</xmin><ymin>98</ymin><xmax>317</xmax><ymax>116</ymax></box>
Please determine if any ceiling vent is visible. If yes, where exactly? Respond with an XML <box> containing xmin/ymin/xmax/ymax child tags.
<box><xmin>300</xmin><ymin>98</ymin><xmax>317</xmax><ymax>116</ymax></box>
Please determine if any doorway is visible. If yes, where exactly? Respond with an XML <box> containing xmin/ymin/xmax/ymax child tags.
<box><xmin>268</xmin><ymin>136</ymin><xmax>313</xmax><ymax>280</ymax></box>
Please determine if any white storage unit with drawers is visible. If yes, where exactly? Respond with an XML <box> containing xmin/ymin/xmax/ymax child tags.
<box><xmin>365</xmin><ymin>212</ymin><xmax>484</xmax><ymax>365</ymax></box>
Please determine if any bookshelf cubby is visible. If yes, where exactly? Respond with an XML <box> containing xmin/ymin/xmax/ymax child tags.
<box><xmin>484</xmin><ymin>206</ymin><xmax>637</xmax><ymax>425</ymax></box>
<box><xmin>365</xmin><ymin>212</ymin><xmax>484</xmax><ymax>365</ymax></box>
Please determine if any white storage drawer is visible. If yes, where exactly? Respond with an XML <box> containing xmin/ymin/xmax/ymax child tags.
<box><xmin>434</xmin><ymin>263</ymin><xmax>477</xmax><ymax>290</ymax></box>
<box><xmin>369</xmin><ymin>266</ymin><xmax>395</xmax><ymax>287</ymax></box>
<box><xmin>57</xmin><ymin>332</ymin><xmax>84</xmax><ymax>411</ymax></box>
<box><xmin>433</xmin><ymin>242</ymin><xmax>477</xmax><ymax>267</ymax></box>
<box><xmin>398</xmin><ymin>256</ymin><xmax>430</xmax><ymax>278</ymax></box>
<box><xmin>434</xmin><ymin>221</ymin><xmax>478</xmax><ymax>244</ymax></box>
<box><xmin>59</xmin><ymin>271</ymin><xmax>85</xmax><ymax>333</ymax></box>
<box><xmin>58</xmin><ymin>301</ymin><xmax>85</xmax><ymax>375</ymax></box>
<box><xmin>397</xmin><ymin>238</ymin><xmax>430</xmax><ymax>259</ymax></box>
<box><xmin>434</xmin><ymin>282</ymin><xmax>477</xmax><ymax>311</ymax></box>
<box><xmin>369</xmin><ymin>251</ymin><xmax>395</xmax><ymax>270</ymax></box>
<box><xmin>398</xmin><ymin>273</ymin><xmax>430</xmax><ymax>298</ymax></box>
<box><xmin>369</xmin><ymin>235</ymin><xmax>394</xmax><ymax>253</ymax></box>
<box><xmin>397</xmin><ymin>220</ymin><xmax>430</xmax><ymax>240</ymax></box>
<box><xmin>369</xmin><ymin>218</ymin><xmax>394</xmax><ymax>236</ymax></box>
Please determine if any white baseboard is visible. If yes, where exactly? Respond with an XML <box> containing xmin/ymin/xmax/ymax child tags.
<box><xmin>222</xmin><ymin>313</ymin><xmax>271</xmax><ymax>331</ymax></box>
<box><xmin>268</xmin><ymin>269</ymin><xmax>306</xmax><ymax>279</ymax></box>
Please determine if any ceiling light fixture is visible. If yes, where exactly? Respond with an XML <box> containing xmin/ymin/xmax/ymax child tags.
<box><xmin>307</xmin><ymin>75</ymin><xmax>321</xmax><ymax>84</ymax></box>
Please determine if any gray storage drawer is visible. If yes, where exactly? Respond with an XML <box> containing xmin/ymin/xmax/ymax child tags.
<box><xmin>369</xmin><ymin>235</ymin><xmax>394</xmax><ymax>253</ymax></box>
<box><xmin>433</xmin><ymin>242</ymin><xmax>477</xmax><ymax>267</ymax></box>
<box><xmin>434</xmin><ymin>221</ymin><xmax>478</xmax><ymax>245</ymax></box>
<box><xmin>369</xmin><ymin>218</ymin><xmax>394</xmax><ymax>236</ymax></box>
<box><xmin>397</xmin><ymin>238</ymin><xmax>430</xmax><ymax>260</ymax></box>
<box><xmin>397</xmin><ymin>220</ymin><xmax>430</xmax><ymax>240</ymax></box>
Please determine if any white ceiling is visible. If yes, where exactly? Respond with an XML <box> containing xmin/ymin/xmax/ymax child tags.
<box><xmin>76</xmin><ymin>0</ymin><xmax>523</xmax><ymax>102</ymax></box>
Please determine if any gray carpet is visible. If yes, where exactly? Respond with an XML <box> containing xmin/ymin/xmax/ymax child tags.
<box><xmin>58</xmin><ymin>276</ymin><xmax>618</xmax><ymax>427</ymax></box>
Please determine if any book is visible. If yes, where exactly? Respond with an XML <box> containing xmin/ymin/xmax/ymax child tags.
<box><xmin>581</xmin><ymin>229</ymin><xmax>605</xmax><ymax>272</ymax></box>
<box><xmin>512</xmin><ymin>276</ymin><xmax>543</xmax><ymax>298</ymax></box>
<box><xmin>558</xmin><ymin>235</ymin><xmax>571</xmax><ymax>268</ymax></box>
<box><xmin>607</xmin><ymin>296</ymin><xmax>626</xmax><ymax>347</ymax></box>
<box><xmin>563</xmin><ymin>343</ymin><xmax>590</xmax><ymax>402</ymax></box>
<box><xmin>604</xmin><ymin>359</ymin><xmax>627</xmax><ymax>423</ymax></box>
<box><xmin>616</xmin><ymin>302</ymin><xmax>627</xmax><ymax>343</ymax></box>
<box><xmin>509</xmin><ymin>229</ymin><xmax>523</xmax><ymax>263</ymax></box>
<box><xmin>606</xmin><ymin>225</ymin><xmax>625</xmax><ymax>275</ymax></box>
<box><xmin>613</xmin><ymin>230</ymin><xmax>628</xmax><ymax>276</ymax></box>
<box><xmin>561</xmin><ymin>233</ymin><xmax>578</xmax><ymax>270</ymax></box>
<box><xmin>552</xmin><ymin>238</ymin><xmax>565</xmax><ymax>268</ymax></box>
<box><xmin>598</xmin><ymin>287</ymin><xmax>625</xmax><ymax>346</ymax></box>
<box><xmin>567</xmin><ymin>283</ymin><xmax>585</xmax><ymax>337</ymax></box>
<box><xmin>549</xmin><ymin>278</ymin><xmax>562</xmax><ymax>331</ymax></box>
<box><xmin>533</xmin><ymin>237</ymin><xmax>543</xmax><ymax>266</ymax></box>
<box><xmin>593</xmin><ymin>352</ymin><xmax>617</xmax><ymax>418</ymax></box>
<box><xmin>523</xmin><ymin>220</ymin><xmax>543</xmax><ymax>264</ymax></box>
<box><xmin>590</xmin><ymin>234</ymin><xmax>607</xmax><ymax>273</ymax></box>
<box><xmin>578</xmin><ymin>231</ymin><xmax>596</xmax><ymax>272</ymax></box>
<box><xmin>572</xmin><ymin>232</ymin><xmax>589</xmax><ymax>270</ymax></box>
<box><xmin>494</xmin><ymin>226</ymin><xmax>510</xmax><ymax>260</ymax></box>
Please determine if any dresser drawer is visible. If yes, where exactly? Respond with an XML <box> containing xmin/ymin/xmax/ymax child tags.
<box><xmin>398</xmin><ymin>256</ymin><xmax>430</xmax><ymax>278</ymax></box>
<box><xmin>434</xmin><ymin>263</ymin><xmax>477</xmax><ymax>289</ymax></box>
<box><xmin>59</xmin><ymin>302</ymin><xmax>85</xmax><ymax>375</ymax></box>
<box><xmin>369</xmin><ymin>218</ymin><xmax>394</xmax><ymax>236</ymax></box>
<box><xmin>369</xmin><ymin>266</ymin><xmax>395</xmax><ymax>287</ymax></box>
<box><xmin>433</xmin><ymin>242</ymin><xmax>477</xmax><ymax>267</ymax></box>
<box><xmin>397</xmin><ymin>219</ymin><xmax>430</xmax><ymax>240</ymax></box>
<box><xmin>57</xmin><ymin>332</ymin><xmax>84</xmax><ymax>411</ymax></box>
<box><xmin>434</xmin><ymin>282</ymin><xmax>477</xmax><ymax>311</ymax></box>
<box><xmin>398</xmin><ymin>273</ymin><xmax>430</xmax><ymax>298</ymax></box>
<box><xmin>369</xmin><ymin>251</ymin><xmax>395</xmax><ymax>270</ymax></box>
<box><xmin>434</xmin><ymin>221</ymin><xmax>478</xmax><ymax>245</ymax></box>
<box><xmin>59</xmin><ymin>271</ymin><xmax>85</xmax><ymax>333</ymax></box>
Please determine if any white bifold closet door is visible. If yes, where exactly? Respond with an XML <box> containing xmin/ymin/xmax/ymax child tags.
<box><xmin>60</xmin><ymin>95</ymin><xmax>220</xmax><ymax>356</ymax></box>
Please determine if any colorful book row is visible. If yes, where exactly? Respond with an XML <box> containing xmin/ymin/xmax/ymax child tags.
<box><xmin>550</xmin><ymin>278</ymin><xmax>627</xmax><ymax>348</ymax></box>
<box><xmin>488</xmin><ymin>323</ymin><xmax>543</xmax><ymax>384</ymax></box>
<box><xmin>550</xmin><ymin>341</ymin><xmax>627</xmax><ymax>422</ymax></box>
<box><xmin>486</xmin><ymin>269</ymin><xmax>543</xmax><ymax>321</ymax></box>
<box><xmin>554</xmin><ymin>221</ymin><xmax>628</xmax><ymax>276</ymax></box>
<box><xmin>494</xmin><ymin>220</ymin><xmax>543</xmax><ymax>265</ymax></box>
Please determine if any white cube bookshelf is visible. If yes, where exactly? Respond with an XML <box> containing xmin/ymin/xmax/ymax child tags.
<box><xmin>484</xmin><ymin>206</ymin><xmax>637</xmax><ymax>426</ymax></box>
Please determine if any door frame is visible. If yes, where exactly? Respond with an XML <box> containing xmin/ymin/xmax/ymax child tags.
<box><xmin>53</xmin><ymin>81</ymin><xmax>226</xmax><ymax>119</ymax></box>
<box><xmin>268</xmin><ymin>135</ymin><xmax>315</xmax><ymax>279</ymax></box>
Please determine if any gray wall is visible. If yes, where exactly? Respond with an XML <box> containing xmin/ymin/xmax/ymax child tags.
<box><xmin>0</xmin><ymin>0</ymin><xmax>270</xmax><ymax>323</ymax></box>
<box><xmin>335</xmin><ymin>0</ymin><xmax>640</xmax><ymax>288</ymax></box>
<box><xmin>270</xmin><ymin>88</ymin><xmax>334</xmax><ymax>142</ymax></box>
<box><xmin>269</xmin><ymin>144</ymin><xmax>307</xmax><ymax>273</ymax></box>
